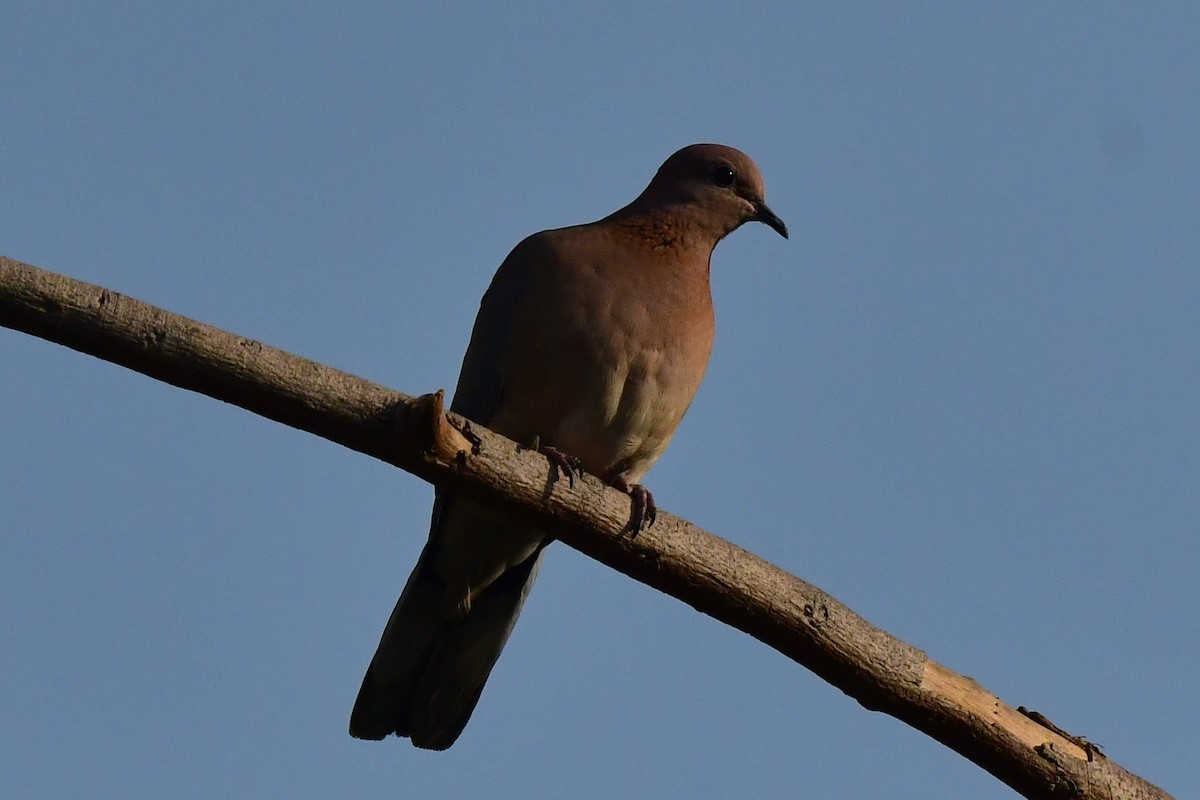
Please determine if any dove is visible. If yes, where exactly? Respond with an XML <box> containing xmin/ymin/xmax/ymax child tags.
<box><xmin>350</xmin><ymin>143</ymin><xmax>787</xmax><ymax>749</ymax></box>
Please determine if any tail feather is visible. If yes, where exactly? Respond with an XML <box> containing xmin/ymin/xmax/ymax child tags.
<box><xmin>349</xmin><ymin>529</ymin><xmax>544</xmax><ymax>749</ymax></box>
<box><xmin>348</xmin><ymin>537</ymin><xmax>444</xmax><ymax>741</ymax></box>
<box><xmin>407</xmin><ymin>550</ymin><xmax>543</xmax><ymax>749</ymax></box>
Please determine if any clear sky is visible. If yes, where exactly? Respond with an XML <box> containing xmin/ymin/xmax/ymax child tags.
<box><xmin>2</xmin><ymin>3</ymin><xmax>1196</xmax><ymax>798</ymax></box>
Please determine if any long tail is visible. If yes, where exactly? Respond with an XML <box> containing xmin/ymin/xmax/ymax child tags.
<box><xmin>349</xmin><ymin>502</ymin><xmax>544</xmax><ymax>750</ymax></box>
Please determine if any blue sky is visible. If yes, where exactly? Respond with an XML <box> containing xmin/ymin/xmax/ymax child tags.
<box><xmin>2</xmin><ymin>3</ymin><xmax>1196</xmax><ymax>798</ymax></box>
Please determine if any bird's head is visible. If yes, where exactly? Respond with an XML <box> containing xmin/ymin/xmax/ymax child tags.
<box><xmin>637</xmin><ymin>143</ymin><xmax>788</xmax><ymax>242</ymax></box>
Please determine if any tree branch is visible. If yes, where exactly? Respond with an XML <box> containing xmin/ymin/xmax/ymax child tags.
<box><xmin>0</xmin><ymin>255</ymin><xmax>1171</xmax><ymax>800</ymax></box>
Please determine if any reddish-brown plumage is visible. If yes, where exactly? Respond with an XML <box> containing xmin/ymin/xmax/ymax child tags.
<box><xmin>350</xmin><ymin>144</ymin><xmax>786</xmax><ymax>749</ymax></box>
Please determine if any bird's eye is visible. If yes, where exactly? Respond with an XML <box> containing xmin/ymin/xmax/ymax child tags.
<box><xmin>710</xmin><ymin>163</ymin><xmax>736</xmax><ymax>187</ymax></box>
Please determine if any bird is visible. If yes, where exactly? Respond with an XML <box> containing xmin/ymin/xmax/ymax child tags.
<box><xmin>349</xmin><ymin>143</ymin><xmax>787</xmax><ymax>749</ymax></box>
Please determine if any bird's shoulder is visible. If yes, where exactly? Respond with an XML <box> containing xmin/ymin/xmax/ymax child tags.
<box><xmin>496</xmin><ymin>221</ymin><xmax>622</xmax><ymax>274</ymax></box>
<box><xmin>450</xmin><ymin>225</ymin><xmax>587</xmax><ymax>423</ymax></box>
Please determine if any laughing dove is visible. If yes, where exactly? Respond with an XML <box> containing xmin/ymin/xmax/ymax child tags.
<box><xmin>349</xmin><ymin>143</ymin><xmax>787</xmax><ymax>749</ymax></box>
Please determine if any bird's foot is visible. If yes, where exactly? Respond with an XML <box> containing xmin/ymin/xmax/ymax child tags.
<box><xmin>536</xmin><ymin>442</ymin><xmax>585</xmax><ymax>488</ymax></box>
<box><xmin>612</xmin><ymin>477</ymin><xmax>657</xmax><ymax>534</ymax></box>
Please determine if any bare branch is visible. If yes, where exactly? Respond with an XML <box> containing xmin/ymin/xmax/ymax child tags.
<box><xmin>0</xmin><ymin>255</ymin><xmax>1172</xmax><ymax>800</ymax></box>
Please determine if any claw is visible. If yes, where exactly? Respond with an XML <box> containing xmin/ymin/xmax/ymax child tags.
<box><xmin>539</xmin><ymin>444</ymin><xmax>585</xmax><ymax>488</ymax></box>
<box><xmin>612</xmin><ymin>478</ymin><xmax>656</xmax><ymax>535</ymax></box>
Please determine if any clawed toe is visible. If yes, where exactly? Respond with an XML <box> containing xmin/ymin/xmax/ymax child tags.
<box><xmin>628</xmin><ymin>484</ymin><xmax>656</xmax><ymax>533</ymax></box>
<box><xmin>539</xmin><ymin>444</ymin><xmax>585</xmax><ymax>487</ymax></box>
<box><xmin>612</xmin><ymin>478</ymin><xmax>656</xmax><ymax>534</ymax></box>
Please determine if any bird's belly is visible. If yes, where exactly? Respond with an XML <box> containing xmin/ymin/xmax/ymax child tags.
<box><xmin>491</xmin><ymin>265</ymin><xmax>712</xmax><ymax>486</ymax></box>
<box><xmin>552</xmin><ymin>348</ymin><xmax>695</xmax><ymax>484</ymax></box>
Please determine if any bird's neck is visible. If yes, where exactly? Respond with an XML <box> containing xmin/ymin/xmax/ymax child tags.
<box><xmin>605</xmin><ymin>204</ymin><xmax>724</xmax><ymax>259</ymax></box>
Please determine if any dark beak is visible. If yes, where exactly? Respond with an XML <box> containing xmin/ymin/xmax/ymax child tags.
<box><xmin>753</xmin><ymin>201</ymin><xmax>788</xmax><ymax>239</ymax></box>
